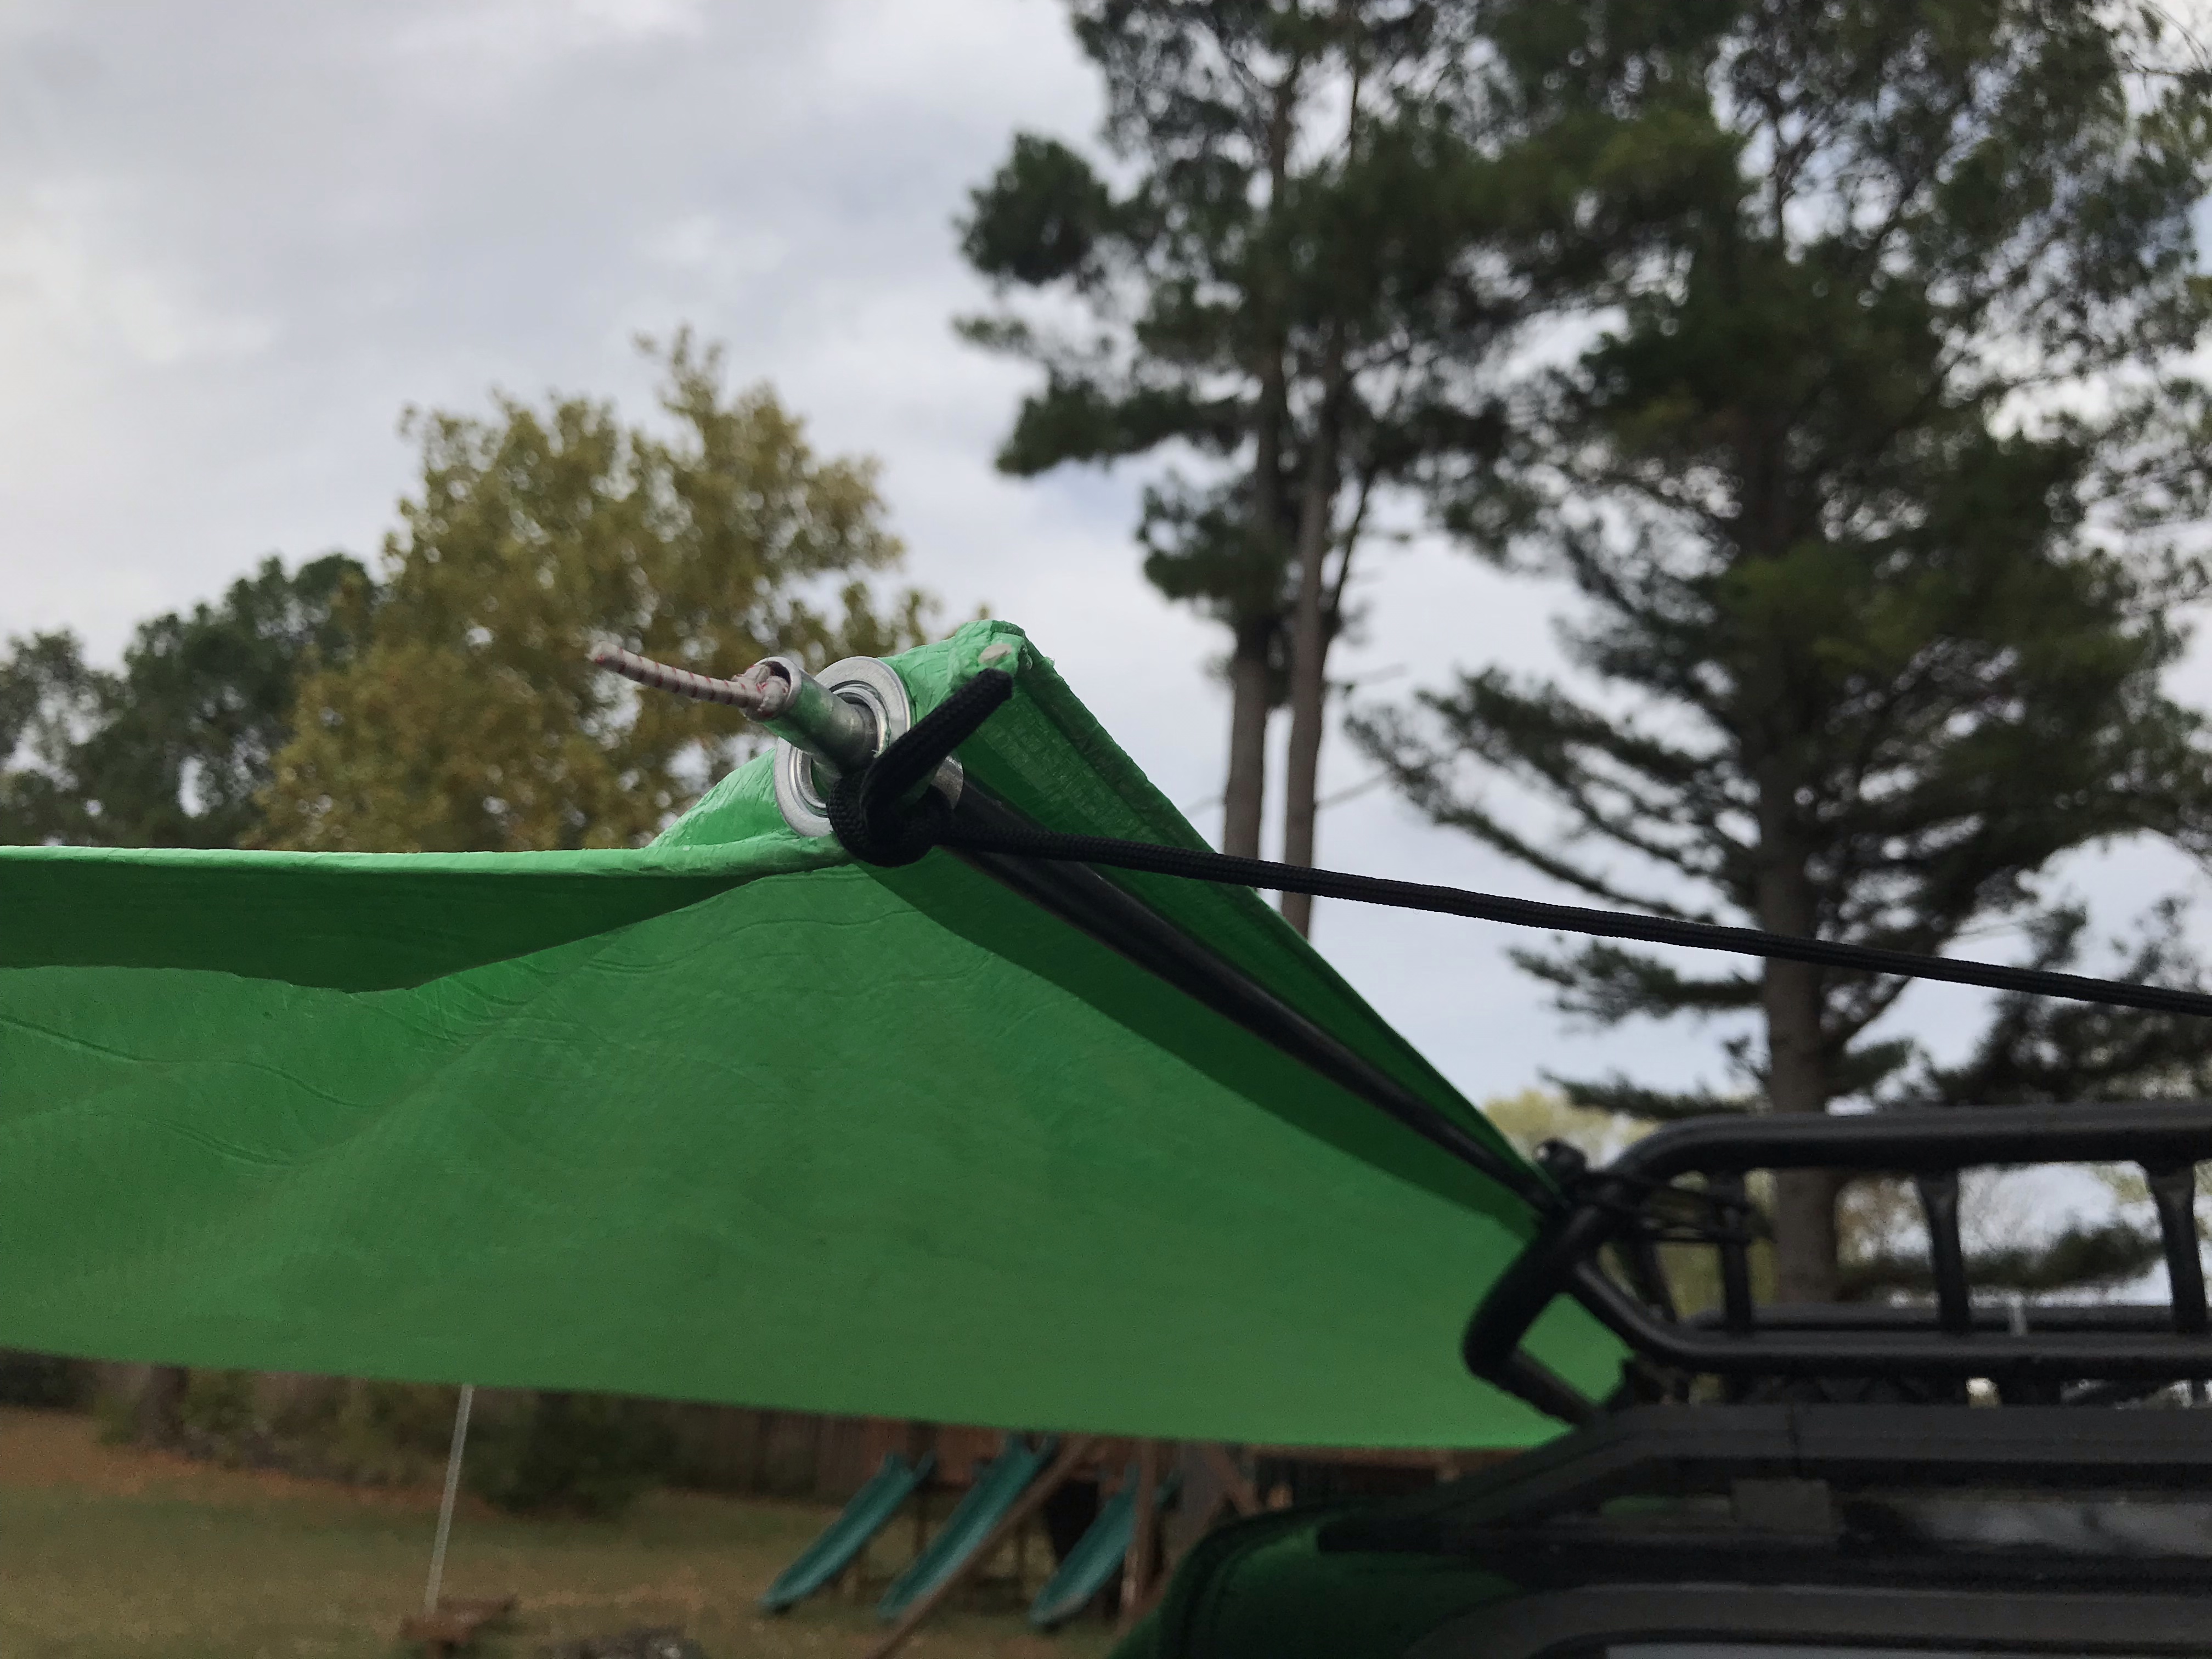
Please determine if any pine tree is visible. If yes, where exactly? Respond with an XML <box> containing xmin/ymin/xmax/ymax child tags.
<box><xmin>959</xmin><ymin>1</ymin><xmax>1560</xmax><ymax>921</ymax></box>
<box><xmin>1361</xmin><ymin>0</ymin><xmax>2212</xmax><ymax>1300</ymax></box>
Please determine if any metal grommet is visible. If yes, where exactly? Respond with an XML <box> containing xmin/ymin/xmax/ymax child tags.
<box><xmin>771</xmin><ymin>658</ymin><xmax>962</xmax><ymax>838</ymax></box>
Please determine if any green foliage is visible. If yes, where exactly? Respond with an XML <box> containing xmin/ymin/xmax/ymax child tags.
<box><xmin>1921</xmin><ymin>903</ymin><xmax>2212</xmax><ymax>1106</ymax></box>
<box><xmin>466</xmin><ymin>1391</ymin><xmax>672</xmax><ymax>1520</ymax></box>
<box><xmin>0</xmin><ymin>1350</ymin><xmax>87</xmax><ymax>1409</ymax></box>
<box><xmin>1362</xmin><ymin>1</ymin><xmax>2212</xmax><ymax>1292</ymax></box>
<box><xmin>272</xmin><ymin>1380</ymin><xmax>466</xmax><ymax>1487</ymax></box>
<box><xmin>174</xmin><ymin>1370</ymin><xmax>259</xmax><ymax>1465</ymax></box>
<box><xmin>143</xmin><ymin>1373</ymin><xmax>473</xmax><ymax>1485</ymax></box>
<box><xmin>75</xmin><ymin>556</ymin><xmax>371</xmax><ymax>847</ymax></box>
<box><xmin>0</xmin><ymin>555</ymin><xmax>369</xmax><ymax>849</ymax></box>
<box><xmin>0</xmin><ymin>633</ymin><xmax>104</xmax><ymax>844</ymax></box>
<box><xmin>959</xmin><ymin>133</ymin><xmax>1118</xmax><ymax>287</ymax></box>
<box><xmin>259</xmin><ymin>333</ymin><xmax>927</xmax><ymax>854</ymax></box>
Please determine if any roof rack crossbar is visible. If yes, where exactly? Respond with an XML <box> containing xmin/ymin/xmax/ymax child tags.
<box><xmin>1464</xmin><ymin>1102</ymin><xmax>2212</xmax><ymax>1418</ymax></box>
<box><xmin>1318</xmin><ymin>1403</ymin><xmax>2212</xmax><ymax>1556</ymax></box>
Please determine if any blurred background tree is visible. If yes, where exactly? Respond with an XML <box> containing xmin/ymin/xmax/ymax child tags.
<box><xmin>1364</xmin><ymin>0</ymin><xmax>2212</xmax><ymax>1301</ymax></box>
<box><xmin>0</xmin><ymin>554</ymin><xmax>368</xmax><ymax>849</ymax></box>
<box><xmin>261</xmin><ymin>332</ymin><xmax>929</xmax><ymax>853</ymax></box>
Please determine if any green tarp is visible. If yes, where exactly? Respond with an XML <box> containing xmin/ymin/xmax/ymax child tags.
<box><xmin>0</xmin><ymin>620</ymin><xmax>1618</xmax><ymax>1448</ymax></box>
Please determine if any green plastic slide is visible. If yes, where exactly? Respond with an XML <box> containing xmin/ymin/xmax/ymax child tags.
<box><xmin>876</xmin><ymin>1437</ymin><xmax>1058</xmax><ymax>1622</ymax></box>
<box><xmin>760</xmin><ymin>1450</ymin><xmax>937</xmax><ymax>1613</ymax></box>
<box><xmin>1027</xmin><ymin>1463</ymin><xmax>1182</xmax><ymax>1630</ymax></box>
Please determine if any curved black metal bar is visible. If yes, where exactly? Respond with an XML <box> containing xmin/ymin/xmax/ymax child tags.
<box><xmin>1465</xmin><ymin>1102</ymin><xmax>2212</xmax><ymax>1417</ymax></box>
<box><xmin>1560</xmin><ymin>1257</ymin><xmax>2212</xmax><ymax>1382</ymax></box>
<box><xmin>1599</xmin><ymin>1101</ymin><xmax>2212</xmax><ymax>1180</ymax></box>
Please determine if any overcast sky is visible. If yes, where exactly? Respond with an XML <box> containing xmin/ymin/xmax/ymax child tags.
<box><xmin>3</xmin><ymin>0</ymin><xmax>2206</xmax><ymax>1121</ymax></box>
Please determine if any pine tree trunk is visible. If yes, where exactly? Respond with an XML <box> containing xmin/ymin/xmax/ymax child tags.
<box><xmin>1234</xmin><ymin>350</ymin><xmax>1286</xmax><ymax>865</ymax></box>
<box><xmin>1222</xmin><ymin>618</ymin><xmax>1273</xmax><ymax>859</ymax></box>
<box><xmin>1280</xmin><ymin>70</ymin><xmax>1365</xmax><ymax>938</ymax></box>
<box><xmin>1226</xmin><ymin>66</ymin><xmax>1300</xmax><ymax>867</ymax></box>
<box><xmin>1279</xmin><ymin>377</ymin><xmax>1345</xmax><ymax>936</ymax></box>
<box><xmin>1757</xmin><ymin>846</ymin><xmax>1839</xmax><ymax>1303</ymax></box>
<box><xmin>1767</xmin><ymin>993</ymin><xmax>1841</xmax><ymax>1304</ymax></box>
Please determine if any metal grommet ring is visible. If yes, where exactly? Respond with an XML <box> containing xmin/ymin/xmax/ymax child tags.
<box><xmin>771</xmin><ymin>658</ymin><xmax>962</xmax><ymax>838</ymax></box>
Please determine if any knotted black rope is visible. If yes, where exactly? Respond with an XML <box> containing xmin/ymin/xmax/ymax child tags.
<box><xmin>822</xmin><ymin>667</ymin><xmax>1013</xmax><ymax>865</ymax></box>
<box><xmin>825</xmin><ymin>669</ymin><xmax>2212</xmax><ymax>1022</ymax></box>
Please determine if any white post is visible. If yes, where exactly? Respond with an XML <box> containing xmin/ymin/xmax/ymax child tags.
<box><xmin>424</xmin><ymin>1384</ymin><xmax>475</xmax><ymax>1616</ymax></box>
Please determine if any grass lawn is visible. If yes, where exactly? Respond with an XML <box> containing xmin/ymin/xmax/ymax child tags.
<box><xmin>0</xmin><ymin>1408</ymin><xmax>1120</xmax><ymax>1659</ymax></box>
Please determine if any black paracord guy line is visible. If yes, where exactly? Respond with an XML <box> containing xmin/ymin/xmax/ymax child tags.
<box><xmin>597</xmin><ymin>650</ymin><xmax>2212</xmax><ymax>1024</ymax></box>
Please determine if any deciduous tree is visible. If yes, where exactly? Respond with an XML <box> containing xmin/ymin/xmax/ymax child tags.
<box><xmin>1363</xmin><ymin>0</ymin><xmax>2212</xmax><ymax>1299</ymax></box>
<box><xmin>261</xmin><ymin>335</ymin><xmax>928</xmax><ymax>853</ymax></box>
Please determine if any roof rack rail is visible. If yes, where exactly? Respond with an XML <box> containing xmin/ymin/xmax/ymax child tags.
<box><xmin>1465</xmin><ymin>1102</ymin><xmax>2212</xmax><ymax>1422</ymax></box>
<box><xmin>1321</xmin><ymin>1401</ymin><xmax>2212</xmax><ymax>1557</ymax></box>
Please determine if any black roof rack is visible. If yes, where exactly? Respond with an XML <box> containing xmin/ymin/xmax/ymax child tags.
<box><xmin>1464</xmin><ymin>1101</ymin><xmax>2212</xmax><ymax>1422</ymax></box>
<box><xmin>1329</xmin><ymin>1402</ymin><xmax>2212</xmax><ymax>1553</ymax></box>
<box><xmin>1319</xmin><ymin>1406</ymin><xmax>2212</xmax><ymax>1634</ymax></box>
